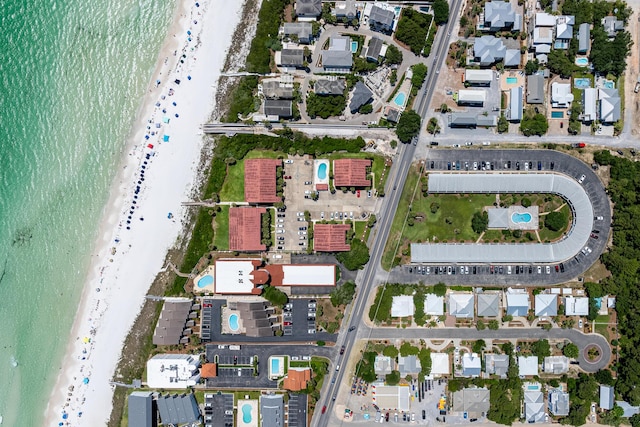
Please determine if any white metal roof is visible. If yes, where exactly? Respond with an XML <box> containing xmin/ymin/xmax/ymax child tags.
<box><xmin>281</xmin><ymin>265</ymin><xmax>335</xmax><ymax>286</ymax></box>
<box><xmin>215</xmin><ymin>259</ymin><xmax>259</xmax><ymax>294</ymax></box>
<box><xmin>411</xmin><ymin>173</ymin><xmax>593</xmax><ymax>263</ymax></box>
<box><xmin>458</xmin><ymin>89</ymin><xmax>487</xmax><ymax>103</ymax></box>
<box><xmin>564</xmin><ymin>296</ymin><xmax>589</xmax><ymax>315</ymax></box>
<box><xmin>430</xmin><ymin>353</ymin><xmax>451</xmax><ymax>376</ymax></box>
<box><xmin>518</xmin><ymin>356</ymin><xmax>539</xmax><ymax>376</ymax></box>
<box><xmin>391</xmin><ymin>295</ymin><xmax>415</xmax><ymax>317</ymax></box>
<box><xmin>465</xmin><ymin>69</ymin><xmax>494</xmax><ymax>82</ymax></box>
<box><xmin>425</xmin><ymin>294</ymin><xmax>444</xmax><ymax>315</ymax></box>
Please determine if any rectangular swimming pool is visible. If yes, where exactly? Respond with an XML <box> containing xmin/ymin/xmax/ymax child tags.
<box><xmin>506</xmin><ymin>77</ymin><xmax>518</xmax><ymax>84</ymax></box>
<box><xmin>551</xmin><ymin>111</ymin><xmax>564</xmax><ymax>118</ymax></box>
<box><xmin>351</xmin><ymin>41</ymin><xmax>358</xmax><ymax>53</ymax></box>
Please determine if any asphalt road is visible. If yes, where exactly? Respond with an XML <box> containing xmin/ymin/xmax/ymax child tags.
<box><xmin>384</xmin><ymin>149</ymin><xmax>611</xmax><ymax>285</ymax></box>
<box><xmin>366</xmin><ymin>326</ymin><xmax>611</xmax><ymax>372</ymax></box>
<box><xmin>314</xmin><ymin>0</ymin><xmax>466</xmax><ymax>424</ymax></box>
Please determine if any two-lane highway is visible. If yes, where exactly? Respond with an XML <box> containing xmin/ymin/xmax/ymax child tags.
<box><xmin>313</xmin><ymin>2</ymin><xmax>466</xmax><ymax>425</ymax></box>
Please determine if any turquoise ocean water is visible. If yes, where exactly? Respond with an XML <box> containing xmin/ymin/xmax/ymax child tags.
<box><xmin>0</xmin><ymin>0</ymin><xmax>175</xmax><ymax>425</ymax></box>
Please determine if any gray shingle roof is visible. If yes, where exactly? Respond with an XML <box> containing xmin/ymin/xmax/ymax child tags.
<box><xmin>128</xmin><ymin>392</ymin><xmax>154</xmax><ymax>427</ymax></box>
<box><xmin>449</xmin><ymin>113</ymin><xmax>478</xmax><ymax>127</ymax></box>
<box><xmin>280</xmin><ymin>49</ymin><xmax>305</xmax><ymax>67</ymax></box>
<box><xmin>474</xmin><ymin>36</ymin><xmax>519</xmax><ymax>67</ymax></box>
<box><xmin>578</xmin><ymin>23</ymin><xmax>590</xmax><ymax>53</ymax></box>
<box><xmin>349</xmin><ymin>81</ymin><xmax>373</xmax><ymax>112</ymax></box>
<box><xmin>366</xmin><ymin>37</ymin><xmax>384</xmax><ymax>61</ymax></box>
<box><xmin>264</xmin><ymin>99</ymin><xmax>293</xmax><ymax>118</ymax></box>
<box><xmin>549</xmin><ymin>388</ymin><xmax>570</xmax><ymax>416</ymax></box>
<box><xmin>315</xmin><ymin>78</ymin><xmax>346</xmax><ymax>95</ymax></box>
<box><xmin>157</xmin><ymin>394</ymin><xmax>201</xmax><ymax>425</ymax></box>
<box><xmin>509</xmin><ymin>85</ymin><xmax>523</xmax><ymax>121</ymax></box>
<box><xmin>477</xmin><ymin>293</ymin><xmax>500</xmax><ymax>317</ymax></box>
<box><xmin>484</xmin><ymin>1</ymin><xmax>520</xmax><ymax>31</ymax></box>
<box><xmin>261</xmin><ymin>394</ymin><xmax>285</xmax><ymax>427</ymax></box>
<box><xmin>453</xmin><ymin>388</ymin><xmax>490</xmax><ymax>417</ymax></box>
<box><xmin>322</xmin><ymin>50</ymin><xmax>353</xmax><ymax>69</ymax></box>
<box><xmin>262</xmin><ymin>81</ymin><xmax>294</xmax><ymax>99</ymax></box>
<box><xmin>524</xmin><ymin>390</ymin><xmax>546</xmax><ymax>423</ymax></box>
<box><xmin>527</xmin><ymin>74</ymin><xmax>545</xmax><ymax>104</ymax></box>
<box><xmin>599</xmin><ymin>88</ymin><xmax>620</xmax><ymax>122</ymax></box>
<box><xmin>283</xmin><ymin>22</ymin><xmax>313</xmax><ymax>43</ymax></box>
<box><xmin>485</xmin><ymin>354</ymin><xmax>510</xmax><ymax>376</ymax></box>
<box><xmin>296</xmin><ymin>0</ymin><xmax>322</xmax><ymax>17</ymax></box>
<box><xmin>369</xmin><ymin>5</ymin><xmax>395</xmax><ymax>29</ymax></box>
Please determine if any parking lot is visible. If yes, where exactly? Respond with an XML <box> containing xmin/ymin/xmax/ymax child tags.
<box><xmin>204</xmin><ymin>392</ymin><xmax>234</xmax><ymax>427</ymax></box>
<box><xmin>283</xmin><ymin>298</ymin><xmax>318</xmax><ymax>337</ymax></box>
<box><xmin>388</xmin><ymin>149</ymin><xmax>611</xmax><ymax>285</ymax></box>
<box><xmin>287</xmin><ymin>393</ymin><xmax>308</xmax><ymax>427</ymax></box>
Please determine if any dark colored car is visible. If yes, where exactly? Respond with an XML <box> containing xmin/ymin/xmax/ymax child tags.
<box><xmin>340</xmin><ymin>346</ymin><xmax>345</xmax><ymax>355</ymax></box>
<box><xmin>348</xmin><ymin>326</ymin><xmax>356</xmax><ymax>332</ymax></box>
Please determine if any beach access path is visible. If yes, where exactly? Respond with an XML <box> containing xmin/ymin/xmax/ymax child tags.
<box><xmin>43</xmin><ymin>1</ymin><xmax>245</xmax><ymax>425</ymax></box>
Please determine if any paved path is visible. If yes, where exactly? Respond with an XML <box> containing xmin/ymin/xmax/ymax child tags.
<box><xmin>366</xmin><ymin>326</ymin><xmax>611</xmax><ymax>372</ymax></box>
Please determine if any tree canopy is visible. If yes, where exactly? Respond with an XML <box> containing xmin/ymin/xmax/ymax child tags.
<box><xmin>336</xmin><ymin>238</ymin><xmax>370</xmax><ymax>270</ymax></box>
<box><xmin>547</xmin><ymin>50</ymin><xmax>576</xmax><ymax>79</ymax></box>
<box><xmin>471</xmin><ymin>211</ymin><xmax>489</xmax><ymax>234</ymax></box>
<box><xmin>395</xmin><ymin>8</ymin><xmax>432</xmax><ymax>54</ymax></box>
<box><xmin>563</xmin><ymin>343</ymin><xmax>580</xmax><ymax>358</ymax></box>
<box><xmin>330</xmin><ymin>281</ymin><xmax>356</xmax><ymax>306</ymax></box>
<box><xmin>395</xmin><ymin>109</ymin><xmax>421</xmax><ymax>143</ymax></box>
<box><xmin>545</xmin><ymin>211</ymin><xmax>568</xmax><ymax>232</ymax></box>
<box><xmin>520</xmin><ymin>112</ymin><xmax>548</xmax><ymax>136</ymax></box>
<box><xmin>590</xmin><ymin>26</ymin><xmax>633</xmax><ymax>77</ymax></box>
<box><xmin>306</xmin><ymin>93</ymin><xmax>346</xmax><ymax>119</ymax></box>
<box><xmin>385</xmin><ymin>44</ymin><xmax>403</xmax><ymax>65</ymax></box>
<box><xmin>432</xmin><ymin>0</ymin><xmax>450</xmax><ymax>25</ymax></box>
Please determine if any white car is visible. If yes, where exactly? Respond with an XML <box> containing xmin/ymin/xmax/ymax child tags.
<box><xmin>297</xmin><ymin>212</ymin><xmax>304</xmax><ymax>217</ymax></box>
<box><xmin>578</xmin><ymin>174</ymin><xmax>586</xmax><ymax>184</ymax></box>
<box><xmin>473</xmin><ymin>161</ymin><xmax>478</xmax><ymax>170</ymax></box>
<box><xmin>482</xmin><ymin>141</ymin><xmax>491</xmax><ymax>146</ymax></box>
<box><xmin>277</xmin><ymin>224</ymin><xmax>284</xmax><ymax>228</ymax></box>
<box><xmin>277</xmin><ymin>229</ymin><xmax>284</xmax><ymax>234</ymax></box>
<box><xmin>285</xmin><ymin>159</ymin><xmax>293</xmax><ymax>164</ymax></box>
<box><xmin>507</xmin><ymin>266</ymin><xmax>512</xmax><ymax>274</ymax></box>
<box><xmin>320</xmin><ymin>212</ymin><xmax>325</xmax><ymax>219</ymax></box>
<box><xmin>537</xmin><ymin>266</ymin><xmax>542</xmax><ymax>274</ymax></box>
<box><xmin>579</xmin><ymin>319</ymin><xmax>584</xmax><ymax>328</ymax></box>
<box><xmin>308</xmin><ymin>329</ymin><xmax>316</xmax><ymax>334</ymax></box>
<box><xmin>546</xmin><ymin>265</ymin><xmax>551</xmax><ymax>274</ymax></box>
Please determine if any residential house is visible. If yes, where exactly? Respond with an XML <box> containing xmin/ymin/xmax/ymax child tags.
<box><xmin>384</xmin><ymin>106</ymin><xmax>401</xmax><ymax>123</ymax></box>
<box><xmin>535</xmin><ymin>294</ymin><xmax>558</xmax><ymax>316</ymax></box>
<box><xmin>314</xmin><ymin>78</ymin><xmax>346</xmax><ymax>95</ymax></box>
<box><xmin>505</xmin><ymin>291</ymin><xmax>529</xmax><ymax>316</ymax></box>
<box><xmin>518</xmin><ymin>356</ymin><xmax>539</xmax><ymax>376</ymax></box>
<box><xmin>616</xmin><ymin>401</ymin><xmax>640</xmax><ymax>418</ymax></box>
<box><xmin>431</xmin><ymin>353</ymin><xmax>451</xmax><ymax>376</ymax></box>
<box><xmin>261</xmin><ymin>394</ymin><xmax>285</xmax><ymax>427</ymax></box>
<box><xmin>349</xmin><ymin>81</ymin><xmax>373</xmax><ymax>113</ymax></box>
<box><xmin>462</xmin><ymin>353</ymin><xmax>482</xmax><ymax>377</ymax></box>
<box><xmin>449</xmin><ymin>112</ymin><xmax>497</xmax><ymax>128</ymax></box>
<box><xmin>128</xmin><ymin>392</ymin><xmax>155</xmax><ymax>427</ymax></box>
<box><xmin>282</xmin><ymin>22</ymin><xmax>313</xmax><ymax>44</ymax></box>
<box><xmin>457</xmin><ymin>89</ymin><xmax>486</xmax><ymax>106</ymax></box>
<box><xmin>262</xmin><ymin>81</ymin><xmax>294</xmax><ymax>100</ymax></box>
<box><xmin>452</xmin><ymin>388</ymin><xmax>490</xmax><ymax>418</ymax></box>
<box><xmin>524</xmin><ymin>383</ymin><xmax>546</xmax><ymax>423</ymax></box>
<box><xmin>564</xmin><ymin>296</ymin><xmax>589</xmax><ymax>316</ymax></box>
<box><xmin>425</xmin><ymin>294</ymin><xmax>445</xmax><ymax>316</ymax></box>
<box><xmin>375</xmin><ymin>355</ymin><xmax>393</xmax><ymax>376</ymax></box>
<box><xmin>295</xmin><ymin>0</ymin><xmax>322</xmax><ymax>19</ymax></box>
<box><xmin>157</xmin><ymin>394</ymin><xmax>201</xmax><ymax>426</ymax></box>
<box><xmin>544</xmin><ymin>356</ymin><xmax>569</xmax><ymax>374</ymax></box>
<box><xmin>527</xmin><ymin>74</ymin><xmax>545</xmax><ymax>104</ymax></box>
<box><xmin>477</xmin><ymin>293</ymin><xmax>500</xmax><ymax>317</ymax></box>
<box><xmin>582</xmin><ymin>88</ymin><xmax>597</xmax><ymax>122</ymax></box>
<box><xmin>464</xmin><ymin>69</ymin><xmax>494</xmax><ymax>86</ymax></box>
<box><xmin>600</xmin><ymin>385</ymin><xmax>615</xmax><ymax>410</ymax></box>
<box><xmin>532</xmin><ymin>13</ymin><xmax>555</xmax><ymax>63</ymax></box>
<box><xmin>473</xmin><ymin>36</ymin><xmax>520</xmax><ymax>67</ymax></box>
<box><xmin>481</xmin><ymin>1</ymin><xmax>522</xmax><ymax>32</ymax></box>
<box><xmin>578</xmin><ymin>23</ymin><xmax>590</xmax><ymax>53</ymax></box>
<box><xmin>509</xmin><ymin>86</ymin><xmax>523</xmax><ymax>121</ymax></box>
<box><xmin>366</xmin><ymin>37</ymin><xmax>384</xmax><ymax>62</ymax></box>
<box><xmin>602</xmin><ymin>16</ymin><xmax>624</xmax><ymax>38</ymax></box>
<box><xmin>335</xmin><ymin>0</ymin><xmax>358</xmax><ymax>20</ymax></box>
<box><xmin>322</xmin><ymin>36</ymin><xmax>353</xmax><ymax>73</ymax></box>
<box><xmin>449</xmin><ymin>292</ymin><xmax>474</xmax><ymax>318</ymax></box>
<box><xmin>551</xmin><ymin>82</ymin><xmax>574</xmax><ymax>107</ymax></box>
<box><xmin>398</xmin><ymin>355</ymin><xmax>422</xmax><ymax>377</ymax></box>
<box><xmin>599</xmin><ymin>88</ymin><xmax>621</xmax><ymax>123</ymax></box>
<box><xmin>276</xmin><ymin>48</ymin><xmax>305</xmax><ymax>69</ymax></box>
<box><xmin>264</xmin><ymin>99</ymin><xmax>293</xmax><ymax>118</ymax></box>
<box><xmin>485</xmin><ymin>354</ymin><xmax>510</xmax><ymax>377</ymax></box>
<box><xmin>555</xmin><ymin>15</ymin><xmax>574</xmax><ymax>49</ymax></box>
<box><xmin>368</xmin><ymin>5</ymin><xmax>395</xmax><ymax>33</ymax></box>
<box><xmin>548</xmin><ymin>388</ymin><xmax>570</xmax><ymax>416</ymax></box>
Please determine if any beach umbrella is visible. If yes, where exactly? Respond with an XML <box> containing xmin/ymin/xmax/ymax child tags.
<box><xmin>187</xmin><ymin>30</ymin><xmax>191</xmax><ymax>36</ymax></box>
<box><xmin>187</xmin><ymin>75</ymin><xmax>191</xmax><ymax>81</ymax></box>
<box><xmin>82</xmin><ymin>337</ymin><xmax>90</xmax><ymax>344</ymax></box>
<box><xmin>175</xmin><ymin>114</ymin><xmax>179</xmax><ymax>118</ymax></box>
<box><xmin>163</xmin><ymin>135</ymin><xmax>170</xmax><ymax>142</ymax></box>
<box><xmin>145</xmin><ymin>135</ymin><xmax>150</xmax><ymax>140</ymax></box>
<box><xmin>172</xmin><ymin>102</ymin><xmax>177</xmax><ymax>106</ymax></box>
<box><xmin>83</xmin><ymin>378</ymin><xmax>89</xmax><ymax>384</ymax></box>
<box><xmin>62</xmin><ymin>413</ymin><xmax>68</xmax><ymax>419</ymax></box>
<box><xmin>162</xmin><ymin>116</ymin><xmax>169</xmax><ymax>123</ymax></box>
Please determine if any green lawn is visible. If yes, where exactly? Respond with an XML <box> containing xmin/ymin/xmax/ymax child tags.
<box><xmin>220</xmin><ymin>149</ymin><xmax>284</xmax><ymax>202</ymax></box>
<box><xmin>538</xmin><ymin>204</ymin><xmax>572</xmax><ymax>242</ymax></box>
<box><xmin>595</xmin><ymin>314</ymin><xmax>611</xmax><ymax>340</ymax></box>
<box><xmin>212</xmin><ymin>205</ymin><xmax>230</xmax><ymax>250</ymax></box>
<box><xmin>290</xmin><ymin>360</ymin><xmax>311</xmax><ymax>368</ymax></box>
<box><xmin>354</xmin><ymin>220</ymin><xmax>371</xmax><ymax>242</ymax></box>
<box><xmin>327</xmin><ymin>152</ymin><xmax>389</xmax><ymax>193</ymax></box>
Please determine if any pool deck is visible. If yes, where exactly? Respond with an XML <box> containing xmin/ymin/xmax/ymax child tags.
<box><xmin>237</xmin><ymin>399</ymin><xmax>259</xmax><ymax>427</ymax></box>
<box><xmin>268</xmin><ymin>356</ymin><xmax>286</xmax><ymax>380</ymax></box>
<box><xmin>500</xmin><ymin>71</ymin><xmax>524</xmax><ymax>91</ymax></box>
<box><xmin>313</xmin><ymin>159</ymin><xmax>329</xmax><ymax>192</ymax></box>
<box><xmin>508</xmin><ymin>205</ymin><xmax>539</xmax><ymax>230</ymax></box>
<box><xmin>193</xmin><ymin>265</ymin><xmax>215</xmax><ymax>293</ymax></box>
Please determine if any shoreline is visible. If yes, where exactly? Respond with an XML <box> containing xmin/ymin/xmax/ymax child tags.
<box><xmin>43</xmin><ymin>0</ymin><xmax>245</xmax><ymax>425</ymax></box>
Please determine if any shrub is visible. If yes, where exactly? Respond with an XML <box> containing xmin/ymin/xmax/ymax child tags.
<box><xmin>545</xmin><ymin>211</ymin><xmax>567</xmax><ymax>231</ymax></box>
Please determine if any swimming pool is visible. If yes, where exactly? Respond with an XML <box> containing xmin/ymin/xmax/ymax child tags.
<box><xmin>574</xmin><ymin>78</ymin><xmax>590</xmax><ymax>89</ymax></box>
<box><xmin>271</xmin><ymin>358</ymin><xmax>279</xmax><ymax>374</ymax></box>
<box><xmin>350</xmin><ymin>41</ymin><xmax>358</xmax><ymax>53</ymax></box>
<box><xmin>317</xmin><ymin>162</ymin><xmax>327</xmax><ymax>180</ymax></box>
<box><xmin>527</xmin><ymin>384</ymin><xmax>540</xmax><ymax>391</ymax></box>
<box><xmin>229</xmin><ymin>313</ymin><xmax>240</xmax><ymax>332</ymax></box>
<box><xmin>197</xmin><ymin>274</ymin><xmax>213</xmax><ymax>288</ymax></box>
<box><xmin>506</xmin><ymin>77</ymin><xmax>518</xmax><ymax>84</ymax></box>
<box><xmin>242</xmin><ymin>404</ymin><xmax>253</xmax><ymax>423</ymax></box>
<box><xmin>393</xmin><ymin>92</ymin><xmax>406</xmax><ymax>108</ymax></box>
<box><xmin>575</xmin><ymin>57</ymin><xmax>589</xmax><ymax>66</ymax></box>
<box><xmin>512</xmin><ymin>212</ymin><xmax>532</xmax><ymax>223</ymax></box>
<box><xmin>603</xmin><ymin>80</ymin><xmax>614</xmax><ymax>89</ymax></box>
<box><xmin>551</xmin><ymin>111</ymin><xmax>564</xmax><ymax>118</ymax></box>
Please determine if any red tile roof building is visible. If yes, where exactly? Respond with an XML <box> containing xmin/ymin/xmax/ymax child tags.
<box><xmin>229</xmin><ymin>207</ymin><xmax>266</xmax><ymax>252</ymax></box>
<box><xmin>333</xmin><ymin>158</ymin><xmax>372</xmax><ymax>188</ymax></box>
<box><xmin>244</xmin><ymin>159</ymin><xmax>282</xmax><ymax>203</ymax></box>
<box><xmin>313</xmin><ymin>223</ymin><xmax>351</xmax><ymax>252</ymax></box>
<box><xmin>283</xmin><ymin>368</ymin><xmax>312</xmax><ymax>391</ymax></box>
<box><xmin>201</xmin><ymin>363</ymin><xmax>218</xmax><ymax>378</ymax></box>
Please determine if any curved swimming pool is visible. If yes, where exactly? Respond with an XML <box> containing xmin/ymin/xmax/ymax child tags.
<box><xmin>317</xmin><ymin>163</ymin><xmax>327</xmax><ymax>180</ymax></box>
<box><xmin>197</xmin><ymin>274</ymin><xmax>213</xmax><ymax>288</ymax></box>
<box><xmin>512</xmin><ymin>212</ymin><xmax>532</xmax><ymax>223</ymax></box>
<box><xmin>393</xmin><ymin>92</ymin><xmax>406</xmax><ymax>108</ymax></box>
<box><xmin>229</xmin><ymin>313</ymin><xmax>240</xmax><ymax>331</ymax></box>
<box><xmin>242</xmin><ymin>403</ymin><xmax>253</xmax><ymax>423</ymax></box>
<box><xmin>575</xmin><ymin>57</ymin><xmax>589</xmax><ymax>66</ymax></box>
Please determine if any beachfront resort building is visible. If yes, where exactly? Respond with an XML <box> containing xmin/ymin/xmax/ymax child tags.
<box><xmin>244</xmin><ymin>158</ymin><xmax>282</xmax><ymax>204</ymax></box>
<box><xmin>333</xmin><ymin>158</ymin><xmax>372</xmax><ymax>188</ymax></box>
<box><xmin>147</xmin><ymin>354</ymin><xmax>201</xmax><ymax>389</ymax></box>
<box><xmin>153</xmin><ymin>297</ymin><xmax>194</xmax><ymax>346</ymax></box>
<box><xmin>157</xmin><ymin>393</ymin><xmax>201</xmax><ymax>426</ymax></box>
<box><xmin>313</xmin><ymin>223</ymin><xmax>351</xmax><ymax>252</ymax></box>
<box><xmin>128</xmin><ymin>392</ymin><xmax>155</xmax><ymax>427</ymax></box>
<box><xmin>229</xmin><ymin>207</ymin><xmax>267</xmax><ymax>252</ymax></box>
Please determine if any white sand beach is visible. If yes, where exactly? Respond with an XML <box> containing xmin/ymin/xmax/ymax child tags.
<box><xmin>43</xmin><ymin>0</ymin><xmax>244</xmax><ymax>425</ymax></box>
